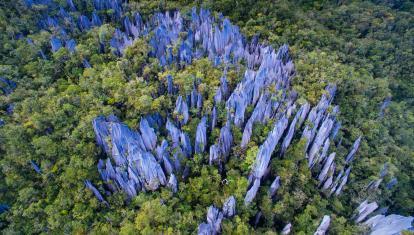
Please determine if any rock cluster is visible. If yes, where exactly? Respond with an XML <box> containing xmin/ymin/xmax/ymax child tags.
<box><xmin>23</xmin><ymin>1</ymin><xmax>409</xmax><ymax>234</ymax></box>
<box><xmin>197</xmin><ymin>196</ymin><xmax>236</xmax><ymax>235</ymax></box>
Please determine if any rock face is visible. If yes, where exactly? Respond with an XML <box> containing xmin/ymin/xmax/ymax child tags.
<box><xmin>379</xmin><ymin>97</ymin><xmax>391</xmax><ymax>117</ymax></box>
<box><xmin>222</xmin><ymin>196</ymin><xmax>236</xmax><ymax>218</ymax></box>
<box><xmin>318</xmin><ymin>153</ymin><xmax>335</xmax><ymax>184</ymax></box>
<box><xmin>252</xmin><ymin>116</ymin><xmax>288</xmax><ymax>180</ymax></box>
<box><xmin>139</xmin><ymin>118</ymin><xmax>157</xmax><ymax>151</ymax></box>
<box><xmin>218</xmin><ymin>122</ymin><xmax>233</xmax><ymax>161</ymax></box>
<box><xmin>197</xmin><ymin>206</ymin><xmax>223</xmax><ymax>235</ymax></box>
<box><xmin>280</xmin><ymin>102</ymin><xmax>310</xmax><ymax>156</ymax></box>
<box><xmin>198</xmin><ymin>196</ymin><xmax>237</xmax><ymax>234</ymax></box>
<box><xmin>209</xmin><ymin>144</ymin><xmax>221</xmax><ymax>165</ymax></box>
<box><xmin>30</xmin><ymin>160</ymin><xmax>42</xmax><ymax>174</ymax></box>
<box><xmin>166</xmin><ymin>119</ymin><xmax>181</xmax><ymax>146</ymax></box>
<box><xmin>345</xmin><ymin>136</ymin><xmax>362</xmax><ymax>164</ymax></box>
<box><xmin>174</xmin><ymin>96</ymin><xmax>189</xmax><ymax>126</ymax></box>
<box><xmin>0</xmin><ymin>77</ymin><xmax>17</xmax><ymax>121</ymax></box>
<box><xmin>50</xmin><ymin>36</ymin><xmax>62</xmax><ymax>52</ymax></box>
<box><xmin>0</xmin><ymin>204</ymin><xmax>9</xmax><ymax>214</ymax></box>
<box><xmin>386</xmin><ymin>178</ymin><xmax>398</xmax><ymax>189</ymax></box>
<box><xmin>314</xmin><ymin>215</ymin><xmax>330</xmax><ymax>235</ymax></box>
<box><xmin>244</xmin><ymin>178</ymin><xmax>261</xmax><ymax>205</ymax></box>
<box><xmin>355</xmin><ymin>200</ymin><xmax>379</xmax><ymax>223</ymax></box>
<box><xmin>84</xmin><ymin>180</ymin><xmax>108</xmax><ymax>206</ymax></box>
<box><xmin>268</xmin><ymin>176</ymin><xmax>281</xmax><ymax>198</ymax></box>
<box><xmin>364</xmin><ymin>214</ymin><xmax>414</xmax><ymax>235</ymax></box>
<box><xmin>195</xmin><ymin>117</ymin><xmax>207</xmax><ymax>154</ymax></box>
<box><xmin>92</xmin><ymin>115</ymin><xmax>167</xmax><ymax>197</ymax></box>
<box><xmin>167</xmin><ymin>174</ymin><xmax>178</xmax><ymax>193</ymax></box>
<box><xmin>197</xmin><ymin>223</ymin><xmax>214</xmax><ymax>235</ymax></box>
<box><xmin>334</xmin><ymin>167</ymin><xmax>351</xmax><ymax>195</ymax></box>
<box><xmin>281</xmin><ymin>223</ymin><xmax>292</xmax><ymax>235</ymax></box>
<box><xmin>0</xmin><ymin>77</ymin><xmax>16</xmax><ymax>96</ymax></box>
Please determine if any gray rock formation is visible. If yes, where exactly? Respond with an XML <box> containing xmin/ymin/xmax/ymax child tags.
<box><xmin>345</xmin><ymin>136</ymin><xmax>362</xmax><ymax>164</ymax></box>
<box><xmin>174</xmin><ymin>95</ymin><xmax>189</xmax><ymax>125</ymax></box>
<box><xmin>244</xmin><ymin>178</ymin><xmax>261</xmax><ymax>205</ymax></box>
<box><xmin>355</xmin><ymin>200</ymin><xmax>379</xmax><ymax>223</ymax></box>
<box><xmin>222</xmin><ymin>196</ymin><xmax>236</xmax><ymax>217</ymax></box>
<box><xmin>140</xmin><ymin>118</ymin><xmax>157</xmax><ymax>151</ymax></box>
<box><xmin>318</xmin><ymin>152</ymin><xmax>335</xmax><ymax>184</ymax></box>
<box><xmin>252</xmin><ymin>116</ymin><xmax>288</xmax><ymax>179</ymax></box>
<box><xmin>195</xmin><ymin>117</ymin><xmax>208</xmax><ymax>154</ymax></box>
<box><xmin>364</xmin><ymin>214</ymin><xmax>413</xmax><ymax>235</ymax></box>
<box><xmin>334</xmin><ymin>167</ymin><xmax>351</xmax><ymax>195</ymax></box>
<box><xmin>314</xmin><ymin>215</ymin><xmax>330</xmax><ymax>235</ymax></box>
<box><xmin>167</xmin><ymin>174</ymin><xmax>178</xmax><ymax>193</ymax></box>
<box><xmin>206</xmin><ymin>206</ymin><xmax>223</xmax><ymax>234</ymax></box>
<box><xmin>281</xmin><ymin>223</ymin><xmax>292</xmax><ymax>235</ymax></box>
<box><xmin>269</xmin><ymin>176</ymin><xmax>281</xmax><ymax>198</ymax></box>
<box><xmin>280</xmin><ymin>102</ymin><xmax>310</xmax><ymax>156</ymax></box>
<box><xmin>209</xmin><ymin>144</ymin><xmax>220</xmax><ymax>165</ymax></box>
<box><xmin>84</xmin><ymin>180</ymin><xmax>109</xmax><ymax>206</ymax></box>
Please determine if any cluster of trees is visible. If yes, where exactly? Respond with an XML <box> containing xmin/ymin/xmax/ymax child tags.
<box><xmin>0</xmin><ymin>0</ymin><xmax>412</xmax><ymax>233</ymax></box>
